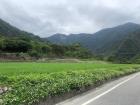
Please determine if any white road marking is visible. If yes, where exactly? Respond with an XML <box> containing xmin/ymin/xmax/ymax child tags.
<box><xmin>81</xmin><ymin>73</ymin><xmax>139</xmax><ymax>105</ymax></box>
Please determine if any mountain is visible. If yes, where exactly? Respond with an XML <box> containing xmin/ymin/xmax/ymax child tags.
<box><xmin>0</xmin><ymin>18</ymin><xmax>42</xmax><ymax>41</ymax></box>
<box><xmin>1</xmin><ymin>17</ymin><xmax>140</xmax><ymax>63</ymax></box>
<box><xmin>47</xmin><ymin>33</ymin><xmax>92</xmax><ymax>45</ymax></box>
<box><xmin>0</xmin><ymin>18</ymin><xmax>92</xmax><ymax>59</ymax></box>
<box><xmin>47</xmin><ymin>23</ymin><xmax>140</xmax><ymax>63</ymax></box>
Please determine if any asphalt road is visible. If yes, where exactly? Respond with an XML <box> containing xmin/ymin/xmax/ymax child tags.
<box><xmin>56</xmin><ymin>72</ymin><xmax>140</xmax><ymax>105</ymax></box>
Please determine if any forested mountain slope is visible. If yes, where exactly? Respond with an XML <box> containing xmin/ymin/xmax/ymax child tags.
<box><xmin>47</xmin><ymin>23</ymin><xmax>140</xmax><ymax>63</ymax></box>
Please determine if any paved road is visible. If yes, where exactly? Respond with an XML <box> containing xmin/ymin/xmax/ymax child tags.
<box><xmin>56</xmin><ymin>72</ymin><xmax>140</xmax><ymax>105</ymax></box>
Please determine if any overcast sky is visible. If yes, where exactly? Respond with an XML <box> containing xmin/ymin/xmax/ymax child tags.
<box><xmin>0</xmin><ymin>0</ymin><xmax>140</xmax><ymax>37</ymax></box>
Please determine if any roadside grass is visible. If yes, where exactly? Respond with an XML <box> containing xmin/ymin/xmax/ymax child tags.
<box><xmin>0</xmin><ymin>62</ymin><xmax>140</xmax><ymax>105</ymax></box>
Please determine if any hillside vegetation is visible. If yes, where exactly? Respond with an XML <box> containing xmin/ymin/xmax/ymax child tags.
<box><xmin>47</xmin><ymin>23</ymin><xmax>140</xmax><ymax>63</ymax></box>
<box><xmin>1</xmin><ymin>18</ymin><xmax>140</xmax><ymax>63</ymax></box>
<box><xmin>0</xmin><ymin>19</ymin><xmax>92</xmax><ymax>59</ymax></box>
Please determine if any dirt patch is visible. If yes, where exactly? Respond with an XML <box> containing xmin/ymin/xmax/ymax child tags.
<box><xmin>38</xmin><ymin>58</ymin><xmax>82</xmax><ymax>63</ymax></box>
<box><xmin>0</xmin><ymin>86</ymin><xmax>11</xmax><ymax>95</ymax></box>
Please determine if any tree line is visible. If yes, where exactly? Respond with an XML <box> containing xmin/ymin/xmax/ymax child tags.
<box><xmin>0</xmin><ymin>35</ymin><xmax>93</xmax><ymax>59</ymax></box>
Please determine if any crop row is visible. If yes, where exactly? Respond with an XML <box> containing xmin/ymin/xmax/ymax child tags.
<box><xmin>0</xmin><ymin>67</ymin><xmax>140</xmax><ymax>105</ymax></box>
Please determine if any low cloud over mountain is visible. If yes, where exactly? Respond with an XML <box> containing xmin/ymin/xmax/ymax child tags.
<box><xmin>0</xmin><ymin>0</ymin><xmax>140</xmax><ymax>37</ymax></box>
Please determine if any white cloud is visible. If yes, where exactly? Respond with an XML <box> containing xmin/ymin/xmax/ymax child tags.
<box><xmin>0</xmin><ymin>0</ymin><xmax>140</xmax><ymax>37</ymax></box>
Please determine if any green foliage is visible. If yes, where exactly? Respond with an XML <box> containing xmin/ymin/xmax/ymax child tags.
<box><xmin>51</xmin><ymin>44</ymin><xmax>66</xmax><ymax>56</ymax></box>
<box><xmin>28</xmin><ymin>50</ymin><xmax>41</xmax><ymax>58</ymax></box>
<box><xmin>105</xmin><ymin>34</ymin><xmax>140</xmax><ymax>63</ymax></box>
<box><xmin>0</xmin><ymin>19</ymin><xmax>93</xmax><ymax>59</ymax></box>
<box><xmin>0</xmin><ymin>36</ymin><xmax>92</xmax><ymax>59</ymax></box>
<box><xmin>0</xmin><ymin>63</ymin><xmax>140</xmax><ymax>105</ymax></box>
<box><xmin>0</xmin><ymin>19</ymin><xmax>42</xmax><ymax>41</ymax></box>
<box><xmin>48</xmin><ymin>23</ymin><xmax>140</xmax><ymax>63</ymax></box>
<box><xmin>2</xmin><ymin>38</ymin><xmax>32</xmax><ymax>53</ymax></box>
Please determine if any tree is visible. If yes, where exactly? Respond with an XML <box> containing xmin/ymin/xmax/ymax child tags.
<box><xmin>2</xmin><ymin>38</ymin><xmax>32</xmax><ymax>53</ymax></box>
<box><xmin>51</xmin><ymin>44</ymin><xmax>65</xmax><ymax>56</ymax></box>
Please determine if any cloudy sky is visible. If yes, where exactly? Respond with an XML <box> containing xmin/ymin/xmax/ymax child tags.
<box><xmin>0</xmin><ymin>0</ymin><xmax>140</xmax><ymax>37</ymax></box>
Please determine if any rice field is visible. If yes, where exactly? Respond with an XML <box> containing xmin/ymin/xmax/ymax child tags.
<box><xmin>0</xmin><ymin>62</ymin><xmax>140</xmax><ymax>105</ymax></box>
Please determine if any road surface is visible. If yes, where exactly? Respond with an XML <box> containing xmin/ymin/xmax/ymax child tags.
<box><xmin>56</xmin><ymin>72</ymin><xmax>140</xmax><ymax>105</ymax></box>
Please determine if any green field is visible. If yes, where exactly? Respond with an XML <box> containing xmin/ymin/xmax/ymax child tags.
<box><xmin>0</xmin><ymin>62</ymin><xmax>140</xmax><ymax>105</ymax></box>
